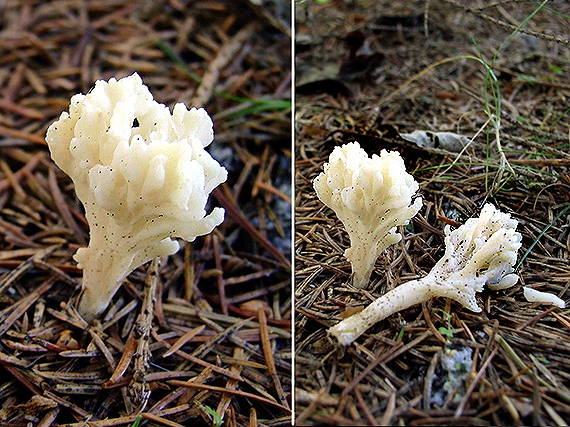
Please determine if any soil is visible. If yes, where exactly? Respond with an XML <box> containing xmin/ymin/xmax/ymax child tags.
<box><xmin>294</xmin><ymin>1</ymin><xmax>570</xmax><ymax>425</ymax></box>
<box><xmin>0</xmin><ymin>1</ymin><xmax>291</xmax><ymax>425</ymax></box>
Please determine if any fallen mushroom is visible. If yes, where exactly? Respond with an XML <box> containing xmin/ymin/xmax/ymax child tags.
<box><xmin>313</xmin><ymin>142</ymin><xmax>422</xmax><ymax>288</ymax></box>
<box><xmin>329</xmin><ymin>203</ymin><xmax>522</xmax><ymax>345</ymax></box>
<box><xmin>46</xmin><ymin>73</ymin><xmax>227</xmax><ymax>320</ymax></box>
<box><xmin>523</xmin><ymin>287</ymin><xmax>565</xmax><ymax>308</ymax></box>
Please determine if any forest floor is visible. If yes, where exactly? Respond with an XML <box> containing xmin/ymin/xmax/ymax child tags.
<box><xmin>295</xmin><ymin>0</ymin><xmax>570</xmax><ymax>425</ymax></box>
<box><xmin>0</xmin><ymin>1</ymin><xmax>291</xmax><ymax>426</ymax></box>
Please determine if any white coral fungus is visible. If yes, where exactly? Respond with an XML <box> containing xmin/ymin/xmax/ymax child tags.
<box><xmin>523</xmin><ymin>287</ymin><xmax>565</xmax><ymax>308</ymax></box>
<box><xmin>313</xmin><ymin>142</ymin><xmax>422</xmax><ymax>288</ymax></box>
<box><xmin>330</xmin><ymin>203</ymin><xmax>522</xmax><ymax>345</ymax></box>
<box><xmin>46</xmin><ymin>73</ymin><xmax>227</xmax><ymax>320</ymax></box>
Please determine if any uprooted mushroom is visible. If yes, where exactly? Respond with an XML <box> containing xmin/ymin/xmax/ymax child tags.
<box><xmin>330</xmin><ymin>203</ymin><xmax>523</xmax><ymax>345</ymax></box>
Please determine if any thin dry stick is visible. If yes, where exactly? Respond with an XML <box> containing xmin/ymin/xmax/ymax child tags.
<box><xmin>423</xmin><ymin>351</ymin><xmax>440</xmax><ymax>410</ymax></box>
<box><xmin>258</xmin><ymin>308</ymin><xmax>289</xmax><ymax>409</ymax></box>
<box><xmin>183</xmin><ymin>244</ymin><xmax>194</xmax><ymax>301</ymax></box>
<box><xmin>189</xmin><ymin>316</ymin><xmax>252</xmax><ymax>360</ymax></box>
<box><xmin>149</xmin><ymin>367</ymin><xmax>213</xmax><ymax>412</ymax></box>
<box><xmin>0</xmin><ymin>125</ymin><xmax>46</xmax><ymax>144</ymax></box>
<box><xmin>0</xmin><ymin>277</ymin><xmax>56</xmax><ymax>337</ymax></box>
<box><xmin>454</xmin><ymin>347</ymin><xmax>499</xmax><ymax>417</ymax></box>
<box><xmin>0</xmin><ymin>351</ymin><xmax>31</xmax><ymax>367</ymax></box>
<box><xmin>342</xmin><ymin>331</ymin><xmax>431</xmax><ymax>397</ymax></box>
<box><xmin>61</xmin><ymin>404</ymin><xmax>194</xmax><ymax>427</ymax></box>
<box><xmin>87</xmin><ymin>328</ymin><xmax>116</xmax><ymax>370</ymax></box>
<box><xmin>0</xmin><ymin>152</ymin><xmax>43</xmax><ymax>192</ymax></box>
<box><xmin>216</xmin><ymin>347</ymin><xmax>245</xmax><ymax>422</ymax></box>
<box><xmin>213</xmin><ymin>187</ymin><xmax>291</xmax><ymax>268</ymax></box>
<box><xmin>37</xmin><ymin>407</ymin><xmax>59</xmax><ymax>427</ymax></box>
<box><xmin>105</xmin><ymin>333</ymin><xmax>137</xmax><ymax>386</ymax></box>
<box><xmin>0</xmin><ymin>160</ymin><xmax>26</xmax><ymax>200</ymax></box>
<box><xmin>0</xmin><ymin>245</ymin><xmax>58</xmax><ymax>295</ymax></box>
<box><xmin>47</xmin><ymin>167</ymin><xmax>87</xmax><ymax>244</ymax></box>
<box><xmin>161</xmin><ymin>324</ymin><xmax>205</xmax><ymax>358</ymax></box>
<box><xmin>128</xmin><ymin>258</ymin><xmax>160</xmax><ymax>413</ymax></box>
<box><xmin>0</xmin><ymin>363</ymin><xmax>43</xmax><ymax>396</ymax></box>
<box><xmin>167</xmin><ymin>380</ymin><xmax>291</xmax><ymax>412</ymax></box>
<box><xmin>249</xmin><ymin>407</ymin><xmax>258</xmax><ymax>427</ymax></box>
<box><xmin>379</xmin><ymin>393</ymin><xmax>396</xmax><ymax>426</ymax></box>
<box><xmin>213</xmin><ymin>235</ymin><xmax>228</xmax><ymax>315</ymax></box>
<box><xmin>141</xmin><ymin>413</ymin><xmax>184</xmax><ymax>427</ymax></box>
<box><xmin>422</xmin><ymin>303</ymin><xmax>446</xmax><ymax>344</ymax></box>
<box><xmin>0</xmin><ymin>99</ymin><xmax>44</xmax><ymax>119</ymax></box>
<box><xmin>354</xmin><ymin>387</ymin><xmax>377</xmax><ymax>425</ymax></box>
<box><xmin>441</xmin><ymin>0</ymin><xmax>570</xmax><ymax>48</ymax></box>
<box><xmin>191</xmin><ymin>23</ymin><xmax>257</xmax><ymax>106</ymax></box>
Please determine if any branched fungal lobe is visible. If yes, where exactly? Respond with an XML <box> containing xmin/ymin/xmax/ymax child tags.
<box><xmin>313</xmin><ymin>142</ymin><xmax>422</xmax><ymax>288</ymax></box>
<box><xmin>46</xmin><ymin>73</ymin><xmax>227</xmax><ymax>320</ymax></box>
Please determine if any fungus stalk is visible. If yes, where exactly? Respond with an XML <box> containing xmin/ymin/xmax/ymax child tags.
<box><xmin>330</xmin><ymin>204</ymin><xmax>522</xmax><ymax>345</ymax></box>
<box><xmin>313</xmin><ymin>142</ymin><xmax>422</xmax><ymax>288</ymax></box>
<box><xmin>46</xmin><ymin>73</ymin><xmax>227</xmax><ymax>320</ymax></box>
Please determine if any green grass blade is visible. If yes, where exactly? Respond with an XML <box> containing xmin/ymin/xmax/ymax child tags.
<box><xmin>154</xmin><ymin>39</ymin><xmax>290</xmax><ymax>112</ymax></box>
<box><xmin>200</xmin><ymin>404</ymin><xmax>224</xmax><ymax>427</ymax></box>
<box><xmin>516</xmin><ymin>204</ymin><xmax>570</xmax><ymax>270</ymax></box>
<box><xmin>130</xmin><ymin>416</ymin><xmax>142</xmax><ymax>427</ymax></box>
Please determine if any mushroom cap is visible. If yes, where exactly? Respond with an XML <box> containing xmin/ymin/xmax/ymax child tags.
<box><xmin>313</xmin><ymin>142</ymin><xmax>420</xmax><ymax>218</ymax></box>
<box><xmin>46</xmin><ymin>73</ymin><xmax>227</xmax><ymax>225</ymax></box>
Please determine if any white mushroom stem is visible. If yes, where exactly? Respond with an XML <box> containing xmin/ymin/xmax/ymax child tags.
<box><xmin>330</xmin><ymin>278</ymin><xmax>429</xmax><ymax>345</ymax></box>
<box><xmin>344</xmin><ymin>233</ymin><xmax>393</xmax><ymax>290</ymax></box>
<box><xmin>329</xmin><ymin>273</ymin><xmax>492</xmax><ymax>345</ymax></box>
<box><xmin>329</xmin><ymin>203</ymin><xmax>523</xmax><ymax>345</ymax></box>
